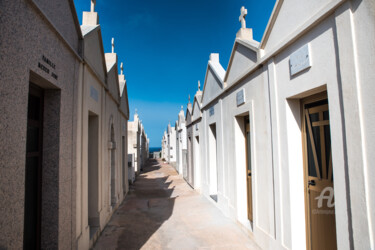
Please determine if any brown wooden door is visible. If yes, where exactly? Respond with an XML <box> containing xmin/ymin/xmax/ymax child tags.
<box><xmin>302</xmin><ymin>94</ymin><xmax>337</xmax><ymax>250</ymax></box>
<box><xmin>245</xmin><ymin>117</ymin><xmax>253</xmax><ymax>222</ymax></box>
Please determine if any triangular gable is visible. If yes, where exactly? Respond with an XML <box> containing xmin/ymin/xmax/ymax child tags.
<box><xmin>167</xmin><ymin>123</ymin><xmax>171</xmax><ymax>134</ymax></box>
<box><xmin>119</xmin><ymin>81</ymin><xmax>129</xmax><ymax>119</ymax></box>
<box><xmin>191</xmin><ymin>95</ymin><xmax>202</xmax><ymax>122</ymax></box>
<box><xmin>201</xmin><ymin>58</ymin><xmax>225</xmax><ymax>107</ymax></box>
<box><xmin>178</xmin><ymin>111</ymin><xmax>185</xmax><ymax>128</ymax></box>
<box><xmin>37</xmin><ymin>0</ymin><xmax>82</xmax><ymax>50</ymax></box>
<box><xmin>82</xmin><ymin>25</ymin><xmax>107</xmax><ymax>83</ymax></box>
<box><xmin>137</xmin><ymin>119</ymin><xmax>141</xmax><ymax>132</ymax></box>
<box><xmin>260</xmin><ymin>0</ymin><xmax>332</xmax><ymax>52</ymax></box>
<box><xmin>105</xmin><ymin>53</ymin><xmax>121</xmax><ymax>104</ymax></box>
<box><xmin>185</xmin><ymin>107</ymin><xmax>192</xmax><ymax>126</ymax></box>
<box><xmin>224</xmin><ymin>38</ymin><xmax>259</xmax><ymax>86</ymax></box>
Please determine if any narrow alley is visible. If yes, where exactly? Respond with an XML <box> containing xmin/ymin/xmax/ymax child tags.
<box><xmin>93</xmin><ymin>159</ymin><xmax>260</xmax><ymax>250</ymax></box>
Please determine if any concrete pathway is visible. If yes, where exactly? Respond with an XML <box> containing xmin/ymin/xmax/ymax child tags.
<box><xmin>93</xmin><ymin>159</ymin><xmax>260</xmax><ymax>250</ymax></box>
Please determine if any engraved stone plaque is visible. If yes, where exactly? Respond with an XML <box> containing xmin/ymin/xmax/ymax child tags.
<box><xmin>209</xmin><ymin>106</ymin><xmax>214</xmax><ymax>116</ymax></box>
<box><xmin>236</xmin><ymin>89</ymin><xmax>245</xmax><ymax>106</ymax></box>
<box><xmin>90</xmin><ymin>85</ymin><xmax>99</xmax><ymax>102</ymax></box>
<box><xmin>290</xmin><ymin>44</ymin><xmax>311</xmax><ymax>76</ymax></box>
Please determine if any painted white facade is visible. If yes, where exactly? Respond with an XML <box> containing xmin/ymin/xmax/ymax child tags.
<box><xmin>75</xmin><ymin>6</ymin><xmax>130</xmax><ymax>249</ymax></box>
<box><xmin>184</xmin><ymin>1</ymin><xmax>375</xmax><ymax>250</ymax></box>
<box><xmin>128</xmin><ymin>113</ymin><xmax>149</xmax><ymax>174</ymax></box>
<box><xmin>175</xmin><ymin>108</ymin><xmax>187</xmax><ymax>175</ymax></box>
<box><xmin>128</xmin><ymin>114</ymin><xmax>140</xmax><ymax>173</ymax></box>
<box><xmin>185</xmin><ymin>83</ymin><xmax>203</xmax><ymax>188</ymax></box>
<box><xmin>161</xmin><ymin>131</ymin><xmax>168</xmax><ymax>160</ymax></box>
<box><xmin>167</xmin><ymin>123</ymin><xmax>177</xmax><ymax>166</ymax></box>
<box><xmin>139</xmin><ymin>125</ymin><xmax>149</xmax><ymax>169</ymax></box>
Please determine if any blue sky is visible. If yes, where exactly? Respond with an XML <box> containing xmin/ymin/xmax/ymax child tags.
<box><xmin>73</xmin><ymin>0</ymin><xmax>276</xmax><ymax>147</ymax></box>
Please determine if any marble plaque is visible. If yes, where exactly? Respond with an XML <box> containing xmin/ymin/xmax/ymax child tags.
<box><xmin>290</xmin><ymin>44</ymin><xmax>311</xmax><ymax>76</ymax></box>
<box><xmin>209</xmin><ymin>106</ymin><xmax>214</xmax><ymax>116</ymax></box>
<box><xmin>236</xmin><ymin>89</ymin><xmax>245</xmax><ymax>106</ymax></box>
<box><xmin>90</xmin><ymin>85</ymin><xmax>99</xmax><ymax>102</ymax></box>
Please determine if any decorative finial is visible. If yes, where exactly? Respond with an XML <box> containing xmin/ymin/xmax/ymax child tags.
<box><xmin>198</xmin><ymin>80</ymin><xmax>201</xmax><ymax>91</ymax></box>
<box><xmin>188</xmin><ymin>94</ymin><xmax>191</xmax><ymax>103</ymax></box>
<box><xmin>90</xmin><ymin>0</ymin><xmax>96</xmax><ymax>12</ymax></box>
<box><xmin>135</xmin><ymin>108</ymin><xmax>138</xmax><ymax>114</ymax></box>
<box><xmin>181</xmin><ymin>105</ymin><xmax>183</xmax><ymax>110</ymax></box>
<box><xmin>239</xmin><ymin>6</ymin><xmax>248</xmax><ymax>29</ymax></box>
<box><xmin>111</xmin><ymin>38</ymin><xmax>115</xmax><ymax>53</ymax></box>
<box><xmin>120</xmin><ymin>62</ymin><xmax>123</xmax><ymax>75</ymax></box>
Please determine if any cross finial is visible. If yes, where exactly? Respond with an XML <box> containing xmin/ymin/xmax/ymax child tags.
<box><xmin>120</xmin><ymin>62</ymin><xmax>123</xmax><ymax>75</ymax></box>
<box><xmin>111</xmin><ymin>38</ymin><xmax>115</xmax><ymax>53</ymax></box>
<box><xmin>239</xmin><ymin>6</ymin><xmax>248</xmax><ymax>29</ymax></box>
<box><xmin>90</xmin><ymin>0</ymin><xmax>96</xmax><ymax>12</ymax></box>
<box><xmin>198</xmin><ymin>80</ymin><xmax>201</xmax><ymax>91</ymax></box>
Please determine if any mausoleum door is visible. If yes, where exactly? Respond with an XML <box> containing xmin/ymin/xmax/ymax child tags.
<box><xmin>24</xmin><ymin>84</ymin><xmax>43</xmax><ymax>249</ymax></box>
<box><xmin>302</xmin><ymin>94</ymin><xmax>337</xmax><ymax>250</ymax></box>
<box><xmin>245</xmin><ymin>116</ymin><xmax>253</xmax><ymax>222</ymax></box>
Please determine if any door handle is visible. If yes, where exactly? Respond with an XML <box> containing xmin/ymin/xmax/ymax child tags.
<box><xmin>248</xmin><ymin>172</ymin><xmax>251</xmax><ymax>177</ymax></box>
<box><xmin>308</xmin><ymin>180</ymin><xmax>316</xmax><ymax>186</ymax></box>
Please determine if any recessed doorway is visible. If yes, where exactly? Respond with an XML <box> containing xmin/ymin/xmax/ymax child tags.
<box><xmin>209</xmin><ymin>123</ymin><xmax>218</xmax><ymax>202</ymax></box>
<box><xmin>88</xmin><ymin>113</ymin><xmax>99</xmax><ymax>238</ymax></box>
<box><xmin>302</xmin><ymin>93</ymin><xmax>337</xmax><ymax>250</ymax></box>
<box><xmin>24</xmin><ymin>84</ymin><xmax>44</xmax><ymax>249</ymax></box>
<box><xmin>244</xmin><ymin>116</ymin><xmax>253</xmax><ymax>222</ymax></box>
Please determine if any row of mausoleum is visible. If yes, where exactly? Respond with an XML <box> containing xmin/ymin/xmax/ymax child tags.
<box><xmin>0</xmin><ymin>0</ymin><xmax>149</xmax><ymax>249</ymax></box>
<box><xmin>128</xmin><ymin>112</ymin><xmax>150</xmax><ymax>181</ymax></box>
<box><xmin>167</xmin><ymin>1</ymin><xmax>375</xmax><ymax>249</ymax></box>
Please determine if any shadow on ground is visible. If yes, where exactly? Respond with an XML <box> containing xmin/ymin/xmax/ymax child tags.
<box><xmin>94</xmin><ymin>159</ymin><xmax>176</xmax><ymax>250</ymax></box>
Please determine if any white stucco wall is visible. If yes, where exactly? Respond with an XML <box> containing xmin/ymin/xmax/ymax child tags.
<box><xmin>193</xmin><ymin>1</ymin><xmax>374</xmax><ymax>249</ymax></box>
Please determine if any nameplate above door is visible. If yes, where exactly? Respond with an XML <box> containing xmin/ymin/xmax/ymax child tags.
<box><xmin>290</xmin><ymin>44</ymin><xmax>311</xmax><ymax>76</ymax></box>
<box><xmin>90</xmin><ymin>85</ymin><xmax>99</xmax><ymax>102</ymax></box>
<box><xmin>236</xmin><ymin>89</ymin><xmax>245</xmax><ymax>106</ymax></box>
<box><xmin>209</xmin><ymin>106</ymin><xmax>214</xmax><ymax>116</ymax></box>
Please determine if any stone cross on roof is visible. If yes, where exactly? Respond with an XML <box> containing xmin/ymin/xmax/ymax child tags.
<box><xmin>198</xmin><ymin>80</ymin><xmax>201</xmax><ymax>91</ymax></box>
<box><xmin>120</xmin><ymin>62</ymin><xmax>123</xmax><ymax>75</ymax></box>
<box><xmin>239</xmin><ymin>6</ymin><xmax>248</xmax><ymax>29</ymax></box>
<box><xmin>90</xmin><ymin>0</ymin><xmax>96</xmax><ymax>12</ymax></box>
<box><xmin>111</xmin><ymin>38</ymin><xmax>115</xmax><ymax>53</ymax></box>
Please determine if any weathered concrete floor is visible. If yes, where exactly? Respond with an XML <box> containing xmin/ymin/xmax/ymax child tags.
<box><xmin>93</xmin><ymin>159</ymin><xmax>260</xmax><ymax>250</ymax></box>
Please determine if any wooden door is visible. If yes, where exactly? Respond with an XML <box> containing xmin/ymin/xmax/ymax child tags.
<box><xmin>245</xmin><ymin>116</ymin><xmax>253</xmax><ymax>222</ymax></box>
<box><xmin>302</xmin><ymin>94</ymin><xmax>337</xmax><ymax>250</ymax></box>
<box><xmin>24</xmin><ymin>84</ymin><xmax>44</xmax><ymax>249</ymax></box>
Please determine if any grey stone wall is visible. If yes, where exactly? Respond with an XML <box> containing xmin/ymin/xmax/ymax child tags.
<box><xmin>0</xmin><ymin>0</ymin><xmax>81</xmax><ymax>248</ymax></box>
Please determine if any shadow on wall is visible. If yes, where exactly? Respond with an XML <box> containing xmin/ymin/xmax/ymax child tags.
<box><xmin>98</xmin><ymin>159</ymin><xmax>176</xmax><ymax>250</ymax></box>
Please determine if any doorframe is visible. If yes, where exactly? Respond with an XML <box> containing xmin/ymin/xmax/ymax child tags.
<box><xmin>234</xmin><ymin>109</ymin><xmax>255</xmax><ymax>231</ymax></box>
<box><xmin>208</xmin><ymin>123</ymin><xmax>218</xmax><ymax>200</ymax></box>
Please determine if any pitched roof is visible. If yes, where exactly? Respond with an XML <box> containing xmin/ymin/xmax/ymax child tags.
<box><xmin>201</xmin><ymin>54</ymin><xmax>226</xmax><ymax>108</ymax></box>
